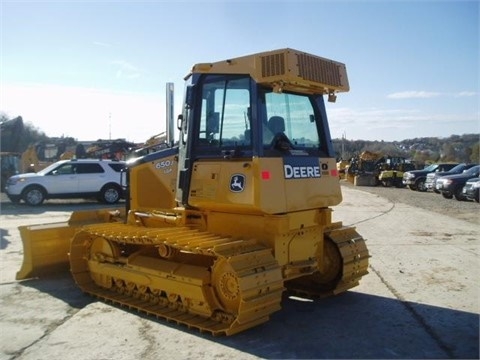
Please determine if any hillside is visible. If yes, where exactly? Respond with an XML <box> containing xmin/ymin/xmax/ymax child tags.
<box><xmin>332</xmin><ymin>134</ymin><xmax>479</xmax><ymax>165</ymax></box>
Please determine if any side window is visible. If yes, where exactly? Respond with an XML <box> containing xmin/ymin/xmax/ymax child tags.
<box><xmin>51</xmin><ymin>163</ymin><xmax>74</xmax><ymax>175</ymax></box>
<box><xmin>264</xmin><ymin>92</ymin><xmax>320</xmax><ymax>149</ymax></box>
<box><xmin>108</xmin><ymin>163</ymin><xmax>126</xmax><ymax>172</ymax></box>
<box><xmin>198</xmin><ymin>76</ymin><xmax>251</xmax><ymax>150</ymax></box>
<box><xmin>75</xmin><ymin>163</ymin><xmax>104</xmax><ymax>174</ymax></box>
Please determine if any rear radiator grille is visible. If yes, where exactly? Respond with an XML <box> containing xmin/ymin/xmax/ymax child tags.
<box><xmin>297</xmin><ymin>53</ymin><xmax>342</xmax><ymax>87</ymax></box>
<box><xmin>261</xmin><ymin>53</ymin><xmax>285</xmax><ymax>77</ymax></box>
<box><xmin>260</xmin><ymin>51</ymin><xmax>343</xmax><ymax>87</ymax></box>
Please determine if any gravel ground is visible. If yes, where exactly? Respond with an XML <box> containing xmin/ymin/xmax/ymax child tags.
<box><xmin>340</xmin><ymin>181</ymin><xmax>479</xmax><ymax>224</ymax></box>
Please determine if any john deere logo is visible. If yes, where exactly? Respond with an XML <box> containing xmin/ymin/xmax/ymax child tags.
<box><xmin>230</xmin><ymin>174</ymin><xmax>245</xmax><ymax>192</ymax></box>
<box><xmin>283</xmin><ymin>157</ymin><xmax>321</xmax><ymax>179</ymax></box>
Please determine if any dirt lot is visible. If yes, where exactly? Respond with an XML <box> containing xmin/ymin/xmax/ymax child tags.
<box><xmin>340</xmin><ymin>181</ymin><xmax>479</xmax><ymax>224</ymax></box>
<box><xmin>0</xmin><ymin>185</ymin><xmax>478</xmax><ymax>360</ymax></box>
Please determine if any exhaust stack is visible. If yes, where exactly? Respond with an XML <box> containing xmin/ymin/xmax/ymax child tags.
<box><xmin>166</xmin><ymin>82</ymin><xmax>174</xmax><ymax>146</ymax></box>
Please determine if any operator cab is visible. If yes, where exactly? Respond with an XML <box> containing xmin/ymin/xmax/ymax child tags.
<box><xmin>176</xmin><ymin>49</ymin><xmax>347</xmax><ymax>214</ymax></box>
<box><xmin>181</xmin><ymin>74</ymin><xmax>333</xmax><ymax>160</ymax></box>
<box><xmin>176</xmin><ymin>72</ymin><xmax>341</xmax><ymax>214</ymax></box>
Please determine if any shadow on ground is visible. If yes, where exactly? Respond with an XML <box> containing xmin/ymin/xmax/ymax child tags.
<box><xmin>19</xmin><ymin>275</ymin><xmax>479</xmax><ymax>359</ymax></box>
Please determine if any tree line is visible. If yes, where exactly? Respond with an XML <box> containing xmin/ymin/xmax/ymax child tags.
<box><xmin>333</xmin><ymin>134</ymin><xmax>479</xmax><ymax>166</ymax></box>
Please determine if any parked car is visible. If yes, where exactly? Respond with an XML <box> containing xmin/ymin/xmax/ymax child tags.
<box><xmin>462</xmin><ymin>177</ymin><xmax>480</xmax><ymax>203</ymax></box>
<box><xmin>425</xmin><ymin>163</ymin><xmax>478</xmax><ymax>193</ymax></box>
<box><xmin>435</xmin><ymin>165</ymin><xmax>480</xmax><ymax>200</ymax></box>
<box><xmin>403</xmin><ymin>163</ymin><xmax>459</xmax><ymax>192</ymax></box>
<box><xmin>5</xmin><ymin>158</ymin><xmax>126</xmax><ymax>206</ymax></box>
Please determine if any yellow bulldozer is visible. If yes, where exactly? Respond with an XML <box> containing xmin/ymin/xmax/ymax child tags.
<box><xmin>345</xmin><ymin>151</ymin><xmax>383</xmax><ymax>186</ymax></box>
<box><xmin>20</xmin><ymin>142</ymin><xmax>76</xmax><ymax>173</ymax></box>
<box><xmin>16</xmin><ymin>48</ymin><xmax>369</xmax><ymax>336</ymax></box>
<box><xmin>346</xmin><ymin>151</ymin><xmax>415</xmax><ymax>187</ymax></box>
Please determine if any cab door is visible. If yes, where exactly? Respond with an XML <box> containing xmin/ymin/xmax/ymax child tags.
<box><xmin>45</xmin><ymin>162</ymin><xmax>78</xmax><ymax>194</ymax></box>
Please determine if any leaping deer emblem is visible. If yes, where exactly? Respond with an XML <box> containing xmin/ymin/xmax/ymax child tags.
<box><xmin>230</xmin><ymin>174</ymin><xmax>245</xmax><ymax>192</ymax></box>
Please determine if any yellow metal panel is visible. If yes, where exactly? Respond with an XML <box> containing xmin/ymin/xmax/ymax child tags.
<box><xmin>204</xmin><ymin>209</ymin><xmax>331</xmax><ymax>271</ymax></box>
<box><xmin>188</xmin><ymin>157</ymin><xmax>342</xmax><ymax>215</ymax></box>
<box><xmin>189</xmin><ymin>159</ymin><xmax>266</xmax><ymax>214</ymax></box>
<box><xmin>16</xmin><ymin>222</ymin><xmax>76</xmax><ymax>280</ymax></box>
<box><xmin>129</xmin><ymin>154</ymin><xmax>178</xmax><ymax>212</ymax></box>
<box><xmin>283</xmin><ymin>157</ymin><xmax>342</xmax><ymax>209</ymax></box>
<box><xmin>16</xmin><ymin>208</ymin><xmax>125</xmax><ymax>280</ymax></box>
<box><xmin>191</xmin><ymin>48</ymin><xmax>349</xmax><ymax>95</ymax></box>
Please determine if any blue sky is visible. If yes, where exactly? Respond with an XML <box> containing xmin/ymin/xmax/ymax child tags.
<box><xmin>1</xmin><ymin>0</ymin><xmax>478</xmax><ymax>143</ymax></box>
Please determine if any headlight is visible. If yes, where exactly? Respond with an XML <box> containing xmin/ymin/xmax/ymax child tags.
<box><xmin>404</xmin><ymin>173</ymin><xmax>414</xmax><ymax>179</ymax></box>
<box><xmin>7</xmin><ymin>177</ymin><xmax>26</xmax><ymax>185</ymax></box>
<box><xmin>443</xmin><ymin>179</ymin><xmax>453</xmax><ymax>185</ymax></box>
<box><xmin>473</xmin><ymin>182</ymin><xmax>480</xmax><ymax>189</ymax></box>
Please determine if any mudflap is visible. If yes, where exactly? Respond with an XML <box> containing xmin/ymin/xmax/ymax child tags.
<box><xmin>16</xmin><ymin>208</ymin><xmax>125</xmax><ymax>280</ymax></box>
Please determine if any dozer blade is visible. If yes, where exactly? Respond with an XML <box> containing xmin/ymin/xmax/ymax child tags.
<box><xmin>16</xmin><ymin>208</ymin><xmax>125</xmax><ymax>280</ymax></box>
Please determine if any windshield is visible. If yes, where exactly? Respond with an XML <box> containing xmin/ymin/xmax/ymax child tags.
<box><xmin>465</xmin><ymin>165</ymin><xmax>480</xmax><ymax>175</ymax></box>
<box><xmin>448</xmin><ymin>163</ymin><xmax>466</xmax><ymax>173</ymax></box>
<box><xmin>424</xmin><ymin>164</ymin><xmax>438</xmax><ymax>172</ymax></box>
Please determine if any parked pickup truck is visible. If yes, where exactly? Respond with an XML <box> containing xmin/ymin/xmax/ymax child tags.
<box><xmin>436</xmin><ymin>165</ymin><xmax>480</xmax><ymax>200</ymax></box>
<box><xmin>402</xmin><ymin>163</ymin><xmax>459</xmax><ymax>191</ymax></box>
<box><xmin>425</xmin><ymin>163</ymin><xmax>478</xmax><ymax>193</ymax></box>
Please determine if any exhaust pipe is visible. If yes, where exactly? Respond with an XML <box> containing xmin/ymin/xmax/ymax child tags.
<box><xmin>166</xmin><ymin>82</ymin><xmax>174</xmax><ymax>146</ymax></box>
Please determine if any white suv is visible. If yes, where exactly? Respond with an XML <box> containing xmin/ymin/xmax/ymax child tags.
<box><xmin>5</xmin><ymin>159</ymin><xmax>126</xmax><ymax>206</ymax></box>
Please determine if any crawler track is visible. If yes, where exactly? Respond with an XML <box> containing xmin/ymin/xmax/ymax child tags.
<box><xmin>69</xmin><ymin>223</ymin><xmax>285</xmax><ymax>336</ymax></box>
<box><xmin>69</xmin><ymin>223</ymin><xmax>368</xmax><ymax>335</ymax></box>
<box><xmin>285</xmin><ymin>226</ymin><xmax>369</xmax><ymax>298</ymax></box>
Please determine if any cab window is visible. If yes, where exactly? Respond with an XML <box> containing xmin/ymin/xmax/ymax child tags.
<box><xmin>196</xmin><ymin>76</ymin><xmax>252</xmax><ymax>154</ymax></box>
<box><xmin>263</xmin><ymin>92</ymin><xmax>320</xmax><ymax>150</ymax></box>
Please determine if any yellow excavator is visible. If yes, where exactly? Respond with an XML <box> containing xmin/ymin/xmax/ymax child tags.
<box><xmin>16</xmin><ymin>48</ymin><xmax>369</xmax><ymax>336</ymax></box>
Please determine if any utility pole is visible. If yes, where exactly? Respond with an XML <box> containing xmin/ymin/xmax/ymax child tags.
<box><xmin>109</xmin><ymin>113</ymin><xmax>112</xmax><ymax>140</ymax></box>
